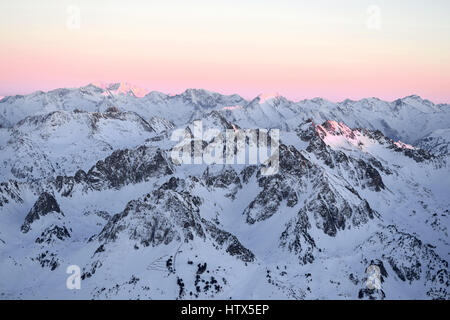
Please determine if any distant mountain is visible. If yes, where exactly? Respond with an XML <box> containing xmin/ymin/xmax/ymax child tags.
<box><xmin>1</xmin><ymin>84</ymin><xmax>449</xmax><ymax>144</ymax></box>
<box><xmin>416</xmin><ymin>128</ymin><xmax>450</xmax><ymax>156</ymax></box>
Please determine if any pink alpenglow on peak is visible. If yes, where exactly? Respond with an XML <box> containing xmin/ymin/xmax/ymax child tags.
<box><xmin>93</xmin><ymin>82</ymin><xmax>150</xmax><ymax>98</ymax></box>
<box><xmin>315</xmin><ymin>120</ymin><xmax>418</xmax><ymax>151</ymax></box>
<box><xmin>315</xmin><ymin>120</ymin><xmax>369</xmax><ymax>149</ymax></box>
<box><xmin>258</xmin><ymin>93</ymin><xmax>281</xmax><ymax>104</ymax></box>
<box><xmin>317</xmin><ymin>121</ymin><xmax>356</xmax><ymax>140</ymax></box>
<box><xmin>394</xmin><ymin>141</ymin><xmax>416</xmax><ymax>150</ymax></box>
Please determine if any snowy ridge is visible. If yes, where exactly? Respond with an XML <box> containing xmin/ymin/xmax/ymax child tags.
<box><xmin>1</xmin><ymin>85</ymin><xmax>450</xmax><ymax>143</ymax></box>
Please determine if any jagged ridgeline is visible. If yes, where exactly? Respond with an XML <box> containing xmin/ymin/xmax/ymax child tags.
<box><xmin>0</xmin><ymin>85</ymin><xmax>448</xmax><ymax>299</ymax></box>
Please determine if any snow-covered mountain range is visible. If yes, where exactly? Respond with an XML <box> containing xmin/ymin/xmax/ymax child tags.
<box><xmin>0</xmin><ymin>83</ymin><xmax>448</xmax><ymax>299</ymax></box>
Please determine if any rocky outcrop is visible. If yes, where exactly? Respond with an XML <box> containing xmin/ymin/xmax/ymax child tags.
<box><xmin>97</xmin><ymin>177</ymin><xmax>254</xmax><ymax>263</ymax></box>
<box><xmin>298</xmin><ymin>121</ymin><xmax>387</xmax><ymax>191</ymax></box>
<box><xmin>35</xmin><ymin>225</ymin><xmax>71</xmax><ymax>244</ymax></box>
<box><xmin>55</xmin><ymin>146</ymin><xmax>174</xmax><ymax>196</ymax></box>
<box><xmin>306</xmin><ymin>174</ymin><xmax>375</xmax><ymax>236</ymax></box>
<box><xmin>279</xmin><ymin>210</ymin><xmax>316</xmax><ymax>264</ymax></box>
<box><xmin>21</xmin><ymin>192</ymin><xmax>63</xmax><ymax>233</ymax></box>
<box><xmin>243</xmin><ymin>174</ymin><xmax>298</xmax><ymax>224</ymax></box>
<box><xmin>203</xmin><ymin>167</ymin><xmax>242</xmax><ymax>199</ymax></box>
<box><xmin>243</xmin><ymin>145</ymin><xmax>310</xmax><ymax>224</ymax></box>
<box><xmin>0</xmin><ymin>180</ymin><xmax>23</xmax><ymax>208</ymax></box>
<box><xmin>203</xmin><ymin>219</ymin><xmax>255</xmax><ymax>263</ymax></box>
<box><xmin>98</xmin><ymin>188</ymin><xmax>204</xmax><ymax>246</ymax></box>
<box><xmin>242</xmin><ymin>143</ymin><xmax>376</xmax><ymax>236</ymax></box>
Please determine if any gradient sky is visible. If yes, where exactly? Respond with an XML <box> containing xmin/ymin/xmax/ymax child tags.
<box><xmin>1</xmin><ymin>0</ymin><xmax>449</xmax><ymax>102</ymax></box>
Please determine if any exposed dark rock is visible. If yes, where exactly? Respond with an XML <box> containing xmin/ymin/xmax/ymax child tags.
<box><xmin>34</xmin><ymin>250</ymin><xmax>59</xmax><ymax>271</ymax></box>
<box><xmin>203</xmin><ymin>167</ymin><xmax>242</xmax><ymax>199</ymax></box>
<box><xmin>358</xmin><ymin>288</ymin><xmax>386</xmax><ymax>300</ymax></box>
<box><xmin>98</xmin><ymin>182</ymin><xmax>205</xmax><ymax>247</ymax></box>
<box><xmin>55</xmin><ymin>146</ymin><xmax>173</xmax><ymax>196</ymax></box>
<box><xmin>203</xmin><ymin>219</ymin><xmax>255</xmax><ymax>262</ymax></box>
<box><xmin>0</xmin><ymin>180</ymin><xmax>23</xmax><ymax>207</ymax></box>
<box><xmin>280</xmin><ymin>210</ymin><xmax>316</xmax><ymax>264</ymax></box>
<box><xmin>35</xmin><ymin>225</ymin><xmax>71</xmax><ymax>244</ymax></box>
<box><xmin>21</xmin><ymin>192</ymin><xmax>63</xmax><ymax>233</ymax></box>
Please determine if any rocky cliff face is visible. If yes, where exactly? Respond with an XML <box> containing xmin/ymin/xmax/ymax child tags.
<box><xmin>54</xmin><ymin>146</ymin><xmax>173</xmax><ymax>196</ymax></box>
<box><xmin>21</xmin><ymin>192</ymin><xmax>63</xmax><ymax>233</ymax></box>
<box><xmin>0</xmin><ymin>180</ymin><xmax>23</xmax><ymax>208</ymax></box>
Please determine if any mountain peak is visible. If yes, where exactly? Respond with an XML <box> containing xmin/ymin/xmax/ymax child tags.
<box><xmin>398</xmin><ymin>94</ymin><xmax>435</xmax><ymax>105</ymax></box>
<box><xmin>177</xmin><ymin>88</ymin><xmax>246</xmax><ymax>109</ymax></box>
<box><xmin>299</xmin><ymin>97</ymin><xmax>333</xmax><ymax>105</ymax></box>
<box><xmin>20</xmin><ymin>192</ymin><xmax>62</xmax><ymax>233</ymax></box>
<box><xmin>180</xmin><ymin>88</ymin><xmax>215</xmax><ymax>100</ymax></box>
<box><xmin>257</xmin><ymin>92</ymin><xmax>281</xmax><ymax>104</ymax></box>
<box><xmin>91</xmin><ymin>82</ymin><xmax>150</xmax><ymax>98</ymax></box>
<box><xmin>403</xmin><ymin>94</ymin><xmax>423</xmax><ymax>100</ymax></box>
<box><xmin>396</xmin><ymin>94</ymin><xmax>437</xmax><ymax>113</ymax></box>
<box><xmin>183</xmin><ymin>88</ymin><xmax>214</xmax><ymax>95</ymax></box>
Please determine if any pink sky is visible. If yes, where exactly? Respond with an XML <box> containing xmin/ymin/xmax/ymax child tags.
<box><xmin>1</xmin><ymin>1</ymin><xmax>449</xmax><ymax>103</ymax></box>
